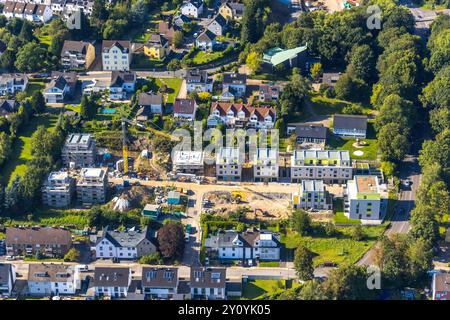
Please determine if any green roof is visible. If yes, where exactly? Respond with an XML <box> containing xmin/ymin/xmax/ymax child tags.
<box><xmin>263</xmin><ymin>45</ymin><xmax>308</xmax><ymax>66</ymax></box>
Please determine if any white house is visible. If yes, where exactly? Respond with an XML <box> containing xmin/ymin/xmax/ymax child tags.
<box><xmin>190</xmin><ymin>267</ymin><xmax>226</xmax><ymax>300</ymax></box>
<box><xmin>141</xmin><ymin>267</ymin><xmax>179</xmax><ymax>299</ymax></box>
<box><xmin>206</xmin><ymin>13</ymin><xmax>227</xmax><ymax>36</ymax></box>
<box><xmin>222</xmin><ymin>73</ymin><xmax>247</xmax><ymax>98</ymax></box>
<box><xmin>0</xmin><ymin>264</ymin><xmax>16</xmax><ymax>298</ymax></box>
<box><xmin>180</xmin><ymin>0</ymin><xmax>203</xmax><ymax>18</ymax></box>
<box><xmin>43</xmin><ymin>73</ymin><xmax>71</xmax><ymax>103</ymax></box>
<box><xmin>0</xmin><ymin>73</ymin><xmax>28</xmax><ymax>96</ymax></box>
<box><xmin>185</xmin><ymin>69</ymin><xmax>212</xmax><ymax>93</ymax></box>
<box><xmin>94</xmin><ymin>226</ymin><xmax>157</xmax><ymax>260</ymax></box>
<box><xmin>109</xmin><ymin>71</ymin><xmax>136</xmax><ymax>100</ymax></box>
<box><xmin>173</xmin><ymin>98</ymin><xmax>198</xmax><ymax>120</ymax></box>
<box><xmin>291</xmin><ymin>150</ymin><xmax>353</xmax><ymax>184</ymax></box>
<box><xmin>93</xmin><ymin>267</ymin><xmax>132</xmax><ymax>298</ymax></box>
<box><xmin>102</xmin><ymin>40</ymin><xmax>132</xmax><ymax>71</ymax></box>
<box><xmin>27</xmin><ymin>264</ymin><xmax>78</xmax><ymax>296</ymax></box>
<box><xmin>253</xmin><ymin>148</ymin><xmax>279</xmax><ymax>182</ymax></box>
<box><xmin>196</xmin><ymin>30</ymin><xmax>216</xmax><ymax>51</ymax></box>
<box><xmin>205</xmin><ymin>228</ymin><xmax>281</xmax><ymax>262</ymax></box>
<box><xmin>136</xmin><ymin>92</ymin><xmax>163</xmax><ymax>119</ymax></box>
<box><xmin>216</xmin><ymin>147</ymin><xmax>244</xmax><ymax>181</ymax></box>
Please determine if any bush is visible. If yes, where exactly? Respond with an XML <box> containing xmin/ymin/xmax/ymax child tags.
<box><xmin>64</xmin><ymin>248</ymin><xmax>80</xmax><ymax>262</ymax></box>
<box><xmin>139</xmin><ymin>252</ymin><xmax>163</xmax><ymax>265</ymax></box>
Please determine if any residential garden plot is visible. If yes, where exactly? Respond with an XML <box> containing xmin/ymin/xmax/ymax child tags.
<box><xmin>309</xmin><ymin>93</ymin><xmax>373</xmax><ymax>116</ymax></box>
<box><xmin>281</xmin><ymin>225</ymin><xmax>386</xmax><ymax>267</ymax></box>
<box><xmin>26</xmin><ymin>78</ymin><xmax>47</xmax><ymax>97</ymax></box>
<box><xmin>241</xmin><ymin>279</ymin><xmax>300</xmax><ymax>299</ymax></box>
<box><xmin>154</xmin><ymin>77</ymin><xmax>182</xmax><ymax>104</ymax></box>
<box><xmin>2</xmin><ymin>114</ymin><xmax>59</xmax><ymax>185</ymax></box>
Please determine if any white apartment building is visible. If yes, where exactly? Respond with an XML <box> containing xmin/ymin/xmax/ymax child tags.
<box><xmin>76</xmin><ymin>167</ymin><xmax>108</xmax><ymax>206</ymax></box>
<box><xmin>292</xmin><ymin>180</ymin><xmax>333</xmax><ymax>210</ymax></box>
<box><xmin>94</xmin><ymin>267</ymin><xmax>132</xmax><ymax>298</ymax></box>
<box><xmin>180</xmin><ymin>0</ymin><xmax>203</xmax><ymax>18</ymax></box>
<box><xmin>206</xmin><ymin>228</ymin><xmax>281</xmax><ymax>261</ymax></box>
<box><xmin>216</xmin><ymin>147</ymin><xmax>243</xmax><ymax>181</ymax></box>
<box><xmin>345</xmin><ymin>175</ymin><xmax>385</xmax><ymax>222</ymax></box>
<box><xmin>291</xmin><ymin>150</ymin><xmax>352</xmax><ymax>184</ymax></box>
<box><xmin>190</xmin><ymin>267</ymin><xmax>226</xmax><ymax>300</ymax></box>
<box><xmin>94</xmin><ymin>226</ymin><xmax>157</xmax><ymax>260</ymax></box>
<box><xmin>172</xmin><ymin>150</ymin><xmax>204</xmax><ymax>175</ymax></box>
<box><xmin>27</xmin><ymin>264</ymin><xmax>78</xmax><ymax>296</ymax></box>
<box><xmin>42</xmin><ymin>171</ymin><xmax>75</xmax><ymax>208</ymax></box>
<box><xmin>102</xmin><ymin>40</ymin><xmax>132</xmax><ymax>71</ymax></box>
<box><xmin>253</xmin><ymin>148</ymin><xmax>279</xmax><ymax>182</ymax></box>
<box><xmin>62</xmin><ymin>133</ymin><xmax>96</xmax><ymax>168</ymax></box>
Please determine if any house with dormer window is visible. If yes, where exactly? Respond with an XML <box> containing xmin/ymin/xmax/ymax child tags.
<box><xmin>190</xmin><ymin>267</ymin><xmax>226</xmax><ymax>300</ymax></box>
<box><xmin>208</xmin><ymin>102</ymin><xmax>276</xmax><ymax>129</ymax></box>
<box><xmin>102</xmin><ymin>40</ymin><xmax>132</xmax><ymax>71</ymax></box>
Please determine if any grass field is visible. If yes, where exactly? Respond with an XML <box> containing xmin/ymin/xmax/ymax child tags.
<box><xmin>3</xmin><ymin>208</ymin><xmax>91</xmax><ymax>229</ymax></box>
<box><xmin>131</xmin><ymin>54</ymin><xmax>166</xmax><ymax>70</ymax></box>
<box><xmin>1</xmin><ymin>114</ymin><xmax>59</xmax><ymax>185</ymax></box>
<box><xmin>242</xmin><ymin>279</ymin><xmax>299</xmax><ymax>299</ymax></box>
<box><xmin>309</xmin><ymin>93</ymin><xmax>373</xmax><ymax>116</ymax></box>
<box><xmin>258</xmin><ymin>261</ymin><xmax>280</xmax><ymax>267</ymax></box>
<box><xmin>333</xmin><ymin>199</ymin><xmax>360</xmax><ymax>225</ymax></box>
<box><xmin>191</xmin><ymin>50</ymin><xmax>225</xmax><ymax>65</ymax></box>
<box><xmin>155</xmin><ymin>78</ymin><xmax>182</xmax><ymax>104</ymax></box>
<box><xmin>281</xmin><ymin>225</ymin><xmax>386</xmax><ymax>267</ymax></box>
<box><xmin>327</xmin><ymin>123</ymin><xmax>378</xmax><ymax>160</ymax></box>
<box><xmin>26</xmin><ymin>79</ymin><xmax>46</xmax><ymax>97</ymax></box>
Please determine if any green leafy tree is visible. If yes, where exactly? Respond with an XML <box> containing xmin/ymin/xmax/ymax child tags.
<box><xmin>294</xmin><ymin>243</ymin><xmax>314</xmax><ymax>281</ymax></box>
<box><xmin>378</xmin><ymin>122</ymin><xmax>410</xmax><ymax>162</ymax></box>
<box><xmin>30</xmin><ymin>91</ymin><xmax>46</xmax><ymax>114</ymax></box>
<box><xmin>157</xmin><ymin>221</ymin><xmax>185</xmax><ymax>261</ymax></box>
<box><xmin>64</xmin><ymin>248</ymin><xmax>81</xmax><ymax>262</ymax></box>
<box><xmin>290</xmin><ymin>209</ymin><xmax>311</xmax><ymax>236</ymax></box>
<box><xmin>173</xmin><ymin>30</ymin><xmax>184</xmax><ymax>49</ymax></box>
<box><xmin>14</xmin><ymin>42</ymin><xmax>47</xmax><ymax>72</ymax></box>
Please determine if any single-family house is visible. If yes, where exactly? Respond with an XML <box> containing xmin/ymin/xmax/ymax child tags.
<box><xmin>180</xmin><ymin>0</ymin><xmax>204</xmax><ymax>18</ymax></box>
<box><xmin>143</xmin><ymin>34</ymin><xmax>170</xmax><ymax>60</ymax></box>
<box><xmin>222</xmin><ymin>73</ymin><xmax>247</xmax><ymax>97</ymax></box>
<box><xmin>43</xmin><ymin>72</ymin><xmax>78</xmax><ymax>103</ymax></box>
<box><xmin>287</xmin><ymin>124</ymin><xmax>328</xmax><ymax>146</ymax></box>
<box><xmin>173</xmin><ymin>14</ymin><xmax>191</xmax><ymax>28</ymax></box>
<box><xmin>109</xmin><ymin>71</ymin><xmax>136</xmax><ymax>100</ymax></box>
<box><xmin>190</xmin><ymin>267</ymin><xmax>226</xmax><ymax>300</ymax></box>
<box><xmin>173</xmin><ymin>98</ymin><xmax>198</xmax><ymax>120</ymax></box>
<box><xmin>185</xmin><ymin>69</ymin><xmax>212</xmax><ymax>93</ymax></box>
<box><xmin>136</xmin><ymin>93</ymin><xmax>164</xmax><ymax>119</ymax></box>
<box><xmin>207</xmin><ymin>14</ymin><xmax>227</xmax><ymax>36</ymax></box>
<box><xmin>142</xmin><ymin>267</ymin><xmax>181</xmax><ymax>299</ymax></box>
<box><xmin>219</xmin><ymin>2</ymin><xmax>244</xmax><ymax>21</ymax></box>
<box><xmin>0</xmin><ymin>73</ymin><xmax>28</xmax><ymax>96</ymax></box>
<box><xmin>0</xmin><ymin>99</ymin><xmax>19</xmax><ymax>117</ymax></box>
<box><xmin>333</xmin><ymin>114</ymin><xmax>368</xmax><ymax>138</ymax></box>
<box><xmin>257</xmin><ymin>84</ymin><xmax>281</xmax><ymax>102</ymax></box>
<box><xmin>208</xmin><ymin>102</ymin><xmax>276</xmax><ymax>129</ymax></box>
<box><xmin>93</xmin><ymin>267</ymin><xmax>132</xmax><ymax>298</ymax></box>
<box><xmin>196</xmin><ymin>30</ymin><xmax>216</xmax><ymax>51</ymax></box>
<box><xmin>27</xmin><ymin>263</ymin><xmax>78</xmax><ymax>296</ymax></box>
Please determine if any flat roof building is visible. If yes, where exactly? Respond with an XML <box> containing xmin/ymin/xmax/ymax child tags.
<box><xmin>253</xmin><ymin>148</ymin><xmax>279</xmax><ymax>182</ymax></box>
<box><xmin>62</xmin><ymin>133</ymin><xmax>96</xmax><ymax>168</ymax></box>
<box><xmin>216</xmin><ymin>147</ymin><xmax>244</xmax><ymax>181</ymax></box>
<box><xmin>172</xmin><ymin>150</ymin><xmax>204</xmax><ymax>175</ymax></box>
<box><xmin>345</xmin><ymin>175</ymin><xmax>383</xmax><ymax>222</ymax></box>
<box><xmin>292</xmin><ymin>180</ymin><xmax>332</xmax><ymax>210</ymax></box>
<box><xmin>42</xmin><ymin>171</ymin><xmax>75</xmax><ymax>208</ymax></box>
<box><xmin>76</xmin><ymin>167</ymin><xmax>108</xmax><ymax>206</ymax></box>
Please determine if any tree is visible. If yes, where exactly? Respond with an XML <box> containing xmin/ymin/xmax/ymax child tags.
<box><xmin>334</xmin><ymin>74</ymin><xmax>368</xmax><ymax>102</ymax></box>
<box><xmin>80</xmin><ymin>95</ymin><xmax>97</xmax><ymax>120</ymax></box>
<box><xmin>30</xmin><ymin>91</ymin><xmax>46</xmax><ymax>114</ymax></box>
<box><xmin>290</xmin><ymin>210</ymin><xmax>311</xmax><ymax>236</ymax></box>
<box><xmin>157</xmin><ymin>221</ymin><xmax>185</xmax><ymax>261</ymax></box>
<box><xmin>377</xmin><ymin>122</ymin><xmax>410</xmax><ymax>162</ymax></box>
<box><xmin>294</xmin><ymin>243</ymin><xmax>314</xmax><ymax>281</ymax></box>
<box><xmin>0</xmin><ymin>49</ymin><xmax>15</xmax><ymax>71</ymax></box>
<box><xmin>346</xmin><ymin>44</ymin><xmax>375</xmax><ymax>82</ymax></box>
<box><xmin>420</xmin><ymin>66</ymin><xmax>450</xmax><ymax>109</ymax></box>
<box><xmin>18</xmin><ymin>20</ymin><xmax>34</xmax><ymax>42</ymax></box>
<box><xmin>167</xmin><ymin>58</ymin><xmax>181</xmax><ymax>71</ymax></box>
<box><xmin>4</xmin><ymin>175</ymin><xmax>22</xmax><ymax>214</ymax></box>
<box><xmin>350</xmin><ymin>224</ymin><xmax>364</xmax><ymax>241</ymax></box>
<box><xmin>374</xmin><ymin>94</ymin><xmax>413</xmax><ymax>131</ymax></box>
<box><xmin>410</xmin><ymin>204</ymin><xmax>440</xmax><ymax>245</ymax></box>
<box><xmin>14</xmin><ymin>42</ymin><xmax>47</xmax><ymax>72</ymax></box>
<box><xmin>138</xmin><ymin>252</ymin><xmax>163</xmax><ymax>265</ymax></box>
<box><xmin>130</xmin><ymin>0</ymin><xmax>148</xmax><ymax>26</ymax></box>
<box><xmin>246</xmin><ymin>51</ymin><xmax>262</xmax><ymax>74</ymax></box>
<box><xmin>310</xmin><ymin>63</ymin><xmax>323</xmax><ymax>82</ymax></box>
<box><xmin>173</xmin><ymin>30</ymin><xmax>184</xmax><ymax>49</ymax></box>
<box><xmin>429</xmin><ymin>106</ymin><xmax>450</xmax><ymax>133</ymax></box>
<box><xmin>64</xmin><ymin>248</ymin><xmax>80</xmax><ymax>262</ymax></box>
<box><xmin>0</xmin><ymin>132</ymin><xmax>12</xmax><ymax>167</ymax></box>
<box><xmin>322</xmin><ymin>265</ymin><xmax>375</xmax><ymax>300</ymax></box>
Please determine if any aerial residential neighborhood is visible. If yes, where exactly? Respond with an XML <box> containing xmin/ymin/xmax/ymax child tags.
<box><xmin>0</xmin><ymin>0</ymin><xmax>448</xmax><ymax>306</ymax></box>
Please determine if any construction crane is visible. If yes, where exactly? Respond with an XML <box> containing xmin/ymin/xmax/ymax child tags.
<box><xmin>121</xmin><ymin>118</ymin><xmax>129</xmax><ymax>175</ymax></box>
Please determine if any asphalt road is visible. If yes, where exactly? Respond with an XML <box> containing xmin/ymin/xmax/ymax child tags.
<box><xmin>358</xmin><ymin>155</ymin><xmax>421</xmax><ymax>266</ymax></box>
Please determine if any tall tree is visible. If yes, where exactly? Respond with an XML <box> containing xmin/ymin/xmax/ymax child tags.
<box><xmin>294</xmin><ymin>243</ymin><xmax>314</xmax><ymax>281</ymax></box>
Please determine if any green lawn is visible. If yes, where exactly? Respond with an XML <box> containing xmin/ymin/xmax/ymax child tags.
<box><xmin>191</xmin><ymin>50</ymin><xmax>225</xmax><ymax>65</ymax></box>
<box><xmin>155</xmin><ymin>78</ymin><xmax>182</xmax><ymax>104</ymax></box>
<box><xmin>258</xmin><ymin>261</ymin><xmax>280</xmax><ymax>267</ymax></box>
<box><xmin>333</xmin><ymin>198</ymin><xmax>360</xmax><ymax>225</ymax></box>
<box><xmin>242</xmin><ymin>279</ymin><xmax>299</xmax><ymax>299</ymax></box>
<box><xmin>281</xmin><ymin>225</ymin><xmax>386</xmax><ymax>267</ymax></box>
<box><xmin>131</xmin><ymin>54</ymin><xmax>167</xmax><ymax>70</ymax></box>
<box><xmin>309</xmin><ymin>93</ymin><xmax>373</xmax><ymax>116</ymax></box>
<box><xmin>3</xmin><ymin>208</ymin><xmax>91</xmax><ymax>229</ymax></box>
<box><xmin>327</xmin><ymin>123</ymin><xmax>378</xmax><ymax>160</ymax></box>
<box><xmin>26</xmin><ymin>79</ymin><xmax>46</xmax><ymax>97</ymax></box>
<box><xmin>2</xmin><ymin>114</ymin><xmax>59</xmax><ymax>185</ymax></box>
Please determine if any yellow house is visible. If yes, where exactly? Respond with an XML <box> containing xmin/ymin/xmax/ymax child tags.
<box><xmin>219</xmin><ymin>2</ymin><xmax>244</xmax><ymax>21</ymax></box>
<box><xmin>143</xmin><ymin>34</ymin><xmax>170</xmax><ymax>60</ymax></box>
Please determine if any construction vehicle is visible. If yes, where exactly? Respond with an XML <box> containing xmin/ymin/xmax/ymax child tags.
<box><xmin>231</xmin><ymin>191</ymin><xmax>247</xmax><ymax>204</ymax></box>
